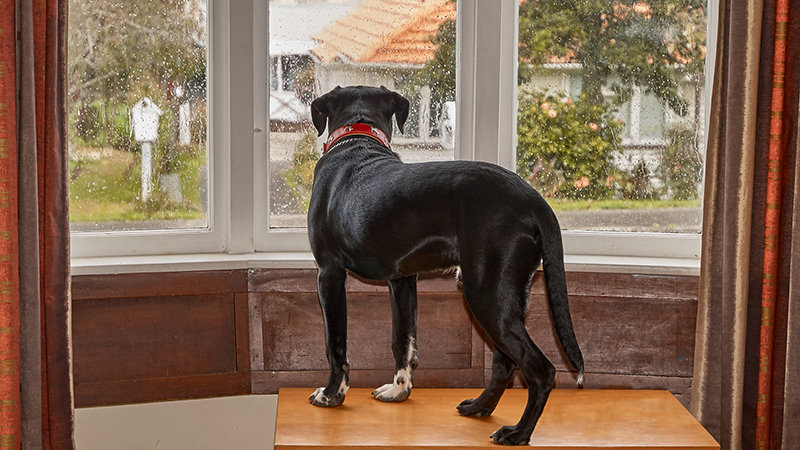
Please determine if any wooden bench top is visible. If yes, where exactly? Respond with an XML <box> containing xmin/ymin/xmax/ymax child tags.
<box><xmin>275</xmin><ymin>388</ymin><xmax>719</xmax><ymax>450</ymax></box>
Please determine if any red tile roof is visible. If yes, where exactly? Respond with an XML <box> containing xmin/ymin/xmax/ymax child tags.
<box><xmin>311</xmin><ymin>0</ymin><xmax>456</xmax><ymax>65</ymax></box>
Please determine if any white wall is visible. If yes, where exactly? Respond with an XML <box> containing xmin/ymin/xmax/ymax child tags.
<box><xmin>75</xmin><ymin>395</ymin><xmax>278</xmax><ymax>450</ymax></box>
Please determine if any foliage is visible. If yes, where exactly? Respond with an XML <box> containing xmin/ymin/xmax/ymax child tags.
<box><xmin>68</xmin><ymin>0</ymin><xmax>206</xmax><ymax>104</ymax></box>
<box><xmin>415</xmin><ymin>16</ymin><xmax>456</xmax><ymax>103</ymax></box>
<box><xmin>656</xmin><ymin>124</ymin><xmax>704</xmax><ymax>200</ymax></box>
<box><xmin>416</xmin><ymin>0</ymin><xmax>707</xmax><ymax>204</ymax></box>
<box><xmin>291</xmin><ymin>56</ymin><xmax>317</xmax><ymax>105</ymax></box>
<box><xmin>610</xmin><ymin>158</ymin><xmax>657</xmax><ymax>200</ymax></box>
<box><xmin>283</xmin><ymin>130</ymin><xmax>320</xmax><ymax>213</ymax></box>
<box><xmin>517</xmin><ymin>89</ymin><xmax>622</xmax><ymax>200</ymax></box>
<box><xmin>67</xmin><ymin>0</ymin><xmax>209</xmax><ymax>223</ymax></box>
<box><xmin>518</xmin><ymin>0</ymin><xmax>706</xmax><ymax>114</ymax></box>
<box><xmin>68</xmin><ymin>0</ymin><xmax>206</xmax><ymax>151</ymax></box>
<box><xmin>545</xmin><ymin>197</ymin><xmax>699</xmax><ymax>211</ymax></box>
<box><xmin>407</xmin><ymin>11</ymin><xmax>456</xmax><ymax>138</ymax></box>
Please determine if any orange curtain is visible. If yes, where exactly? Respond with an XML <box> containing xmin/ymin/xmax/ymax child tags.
<box><xmin>2</xmin><ymin>0</ymin><xmax>74</xmax><ymax>448</ymax></box>
<box><xmin>0</xmin><ymin>0</ymin><xmax>22</xmax><ymax>446</ymax></box>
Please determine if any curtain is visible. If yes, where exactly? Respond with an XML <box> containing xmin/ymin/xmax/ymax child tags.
<box><xmin>0</xmin><ymin>0</ymin><xmax>74</xmax><ymax>448</ymax></box>
<box><xmin>691</xmin><ymin>0</ymin><xmax>800</xmax><ymax>448</ymax></box>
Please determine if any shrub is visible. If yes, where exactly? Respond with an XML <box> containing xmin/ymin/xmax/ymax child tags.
<box><xmin>611</xmin><ymin>158</ymin><xmax>657</xmax><ymax>200</ymax></box>
<box><xmin>517</xmin><ymin>89</ymin><xmax>622</xmax><ymax>200</ymax></box>
<box><xmin>284</xmin><ymin>130</ymin><xmax>320</xmax><ymax>212</ymax></box>
<box><xmin>656</xmin><ymin>125</ymin><xmax>704</xmax><ymax>200</ymax></box>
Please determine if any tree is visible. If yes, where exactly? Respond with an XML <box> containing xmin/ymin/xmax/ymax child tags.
<box><xmin>390</xmin><ymin>0</ymin><xmax>707</xmax><ymax>200</ymax></box>
<box><xmin>420</xmin><ymin>0</ymin><xmax>706</xmax><ymax>115</ymax></box>
<box><xmin>415</xmin><ymin>16</ymin><xmax>456</xmax><ymax>104</ymax></box>
<box><xmin>68</xmin><ymin>0</ymin><xmax>207</xmax><ymax>148</ymax></box>
<box><xmin>517</xmin><ymin>0</ymin><xmax>705</xmax><ymax>200</ymax></box>
<box><xmin>518</xmin><ymin>0</ymin><xmax>706</xmax><ymax>114</ymax></box>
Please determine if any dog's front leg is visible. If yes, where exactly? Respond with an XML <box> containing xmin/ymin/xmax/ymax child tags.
<box><xmin>373</xmin><ymin>275</ymin><xmax>419</xmax><ymax>402</ymax></box>
<box><xmin>309</xmin><ymin>266</ymin><xmax>350</xmax><ymax>407</ymax></box>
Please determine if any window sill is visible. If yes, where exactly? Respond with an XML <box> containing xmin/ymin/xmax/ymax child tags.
<box><xmin>70</xmin><ymin>252</ymin><xmax>699</xmax><ymax>277</ymax></box>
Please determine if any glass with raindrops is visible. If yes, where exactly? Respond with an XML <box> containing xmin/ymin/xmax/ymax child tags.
<box><xmin>516</xmin><ymin>0</ymin><xmax>707</xmax><ymax>233</ymax></box>
<box><xmin>267</xmin><ymin>0</ymin><xmax>458</xmax><ymax>228</ymax></box>
<box><xmin>67</xmin><ymin>0</ymin><xmax>209</xmax><ymax>232</ymax></box>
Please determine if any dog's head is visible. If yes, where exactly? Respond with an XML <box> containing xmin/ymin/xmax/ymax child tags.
<box><xmin>310</xmin><ymin>86</ymin><xmax>410</xmax><ymax>141</ymax></box>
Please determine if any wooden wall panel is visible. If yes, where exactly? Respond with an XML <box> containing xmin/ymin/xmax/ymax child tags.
<box><xmin>72</xmin><ymin>271</ymin><xmax>251</xmax><ymax>407</ymax></box>
<box><xmin>72</xmin><ymin>268</ymin><xmax>699</xmax><ymax>409</ymax></box>
<box><xmin>253</xmin><ymin>287</ymin><xmax>484</xmax><ymax>394</ymax></box>
<box><xmin>261</xmin><ymin>292</ymin><xmax>474</xmax><ymax>372</ymax></box>
<box><xmin>73</xmin><ymin>294</ymin><xmax>238</xmax><ymax>384</ymax></box>
<box><xmin>523</xmin><ymin>273</ymin><xmax>697</xmax><ymax>378</ymax></box>
<box><xmin>497</xmin><ymin>272</ymin><xmax>698</xmax><ymax>409</ymax></box>
<box><xmin>72</xmin><ymin>269</ymin><xmax>247</xmax><ymax>299</ymax></box>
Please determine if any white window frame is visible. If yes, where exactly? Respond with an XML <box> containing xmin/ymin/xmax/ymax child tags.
<box><xmin>70</xmin><ymin>0</ymin><xmax>237</xmax><ymax>258</ymax></box>
<box><xmin>71</xmin><ymin>0</ymin><xmax>713</xmax><ymax>270</ymax></box>
<box><xmin>459</xmin><ymin>1</ymin><xmax>705</xmax><ymax>260</ymax></box>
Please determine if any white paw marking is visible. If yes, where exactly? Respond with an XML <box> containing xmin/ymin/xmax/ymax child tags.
<box><xmin>309</xmin><ymin>387</ymin><xmax>326</xmax><ymax>404</ymax></box>
<box><xmin>373</xmin><ymin>367</ymin><xmax>412</xmax><ymax>401</ymax></box>
<box><xmin>338</xmin><ymin>377</ymin><xmax>350</xmax><ymax>396</ymax></box>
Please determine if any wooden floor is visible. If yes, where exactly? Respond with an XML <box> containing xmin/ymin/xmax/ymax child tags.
<box><xmin>275</xmin><ymin>388</ymin><xmax>719</xmax><ymax>450</ymax></box>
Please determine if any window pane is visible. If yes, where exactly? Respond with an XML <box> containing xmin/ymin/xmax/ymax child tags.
<box><xmin>68</xmin><ymin>0</ymin><xmax>209</xmax><ymax>232</ymax></box>
<box><xmin>268</xmin><ymin>0</ymin><xmax>457</xmax><ymax>229</ymax></box>
<box><xmin>517</xmin><ymin>0</ymin><xmax>706</xmax><ymax>233</ymax></box>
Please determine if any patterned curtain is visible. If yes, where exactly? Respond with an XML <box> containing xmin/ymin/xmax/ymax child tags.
<box><xmin>691</xmin><ymin>0</ymin><xmax>800</xmax><ymax>449</ymax></box>
<box><xmin>1</xmin><ymin>0</ymin><xmax>74</xmax><ymax>448</ymax></box>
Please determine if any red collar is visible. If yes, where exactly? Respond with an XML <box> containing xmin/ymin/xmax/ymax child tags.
<box><xmin>323</xmin><ymin>123</ymin><xmax>391</xmax><ymax>153</ymax></box>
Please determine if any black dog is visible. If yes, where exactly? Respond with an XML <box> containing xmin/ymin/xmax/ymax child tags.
<box><xmin>307</xmin><ymin>85</ymin><xmax>584</xmax><ymax>446</ymax></box>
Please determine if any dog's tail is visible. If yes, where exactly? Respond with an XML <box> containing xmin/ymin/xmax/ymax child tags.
<box><xmin>538</xmin><ymin>204</ymin><xmax>585</xmax><ymax>387</ymax></box>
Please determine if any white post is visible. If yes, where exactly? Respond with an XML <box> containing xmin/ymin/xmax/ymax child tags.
<box><xmin>141</xmin><ymin>142</ymin><xmax>153</xmax><ymax>201</ymax></box>
<box><xmin>179</xmin><ymin>101</ymin><xmax>191</xmax><ymax>146</ymax></box>
<box><xmin>131</xmin><ymin>97</ymin><xmax>163</xmax><ymax>203</ymax></box>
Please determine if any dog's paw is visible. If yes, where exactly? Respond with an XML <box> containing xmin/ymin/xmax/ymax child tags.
<box><xmin>372</xmin><ymin>380</ymin><xmax>411</xmax><ymax>402</ymax></box>
<box><xmin>308</xmin><ymin>387</ymin><xmax>345</xmax><ymax>407</ymax></box>
<box><xmin>373</xmin><ymin>368</ymin><xmax>412</xmax><ymax>402</ymax></box>
<box><xmin>490</xmin><ymin>426</ymin><xmax>530</xmax><ymax>446</ymax></box>
<box><xmin>456</xmin><ymin>398</ymin><xmax>494</xmax><ymax>417</ymax></box>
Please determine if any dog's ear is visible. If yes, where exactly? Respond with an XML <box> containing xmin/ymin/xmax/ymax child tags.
<box><xmin>392</xmin><ymin>92</ymin><xmax>410</xmax><ymax>134</ymax></box>
<box><xmin>311</xmin><ymin>87</ymin><xmax>343</xmax><ymax>136</ymax></box>
<box><xmin>310</xmin><ymin>95</ymin><xmax>330</xmax><ymax>137</ymax></box>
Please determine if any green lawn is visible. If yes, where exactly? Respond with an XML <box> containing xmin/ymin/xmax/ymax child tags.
<box><xmin>69</xmin><ymin>146</ymin><xmax>699</xmax><ymax>224</ymax></box>
<box><xmin>69</xmin><ymin>146</ymin><xmax>206</xmax><ymax>223</ymax></box>
<box><xmin>545</xmin><ymin>198</ymin><xmax>701</xmax><ymax>212</ymax></box>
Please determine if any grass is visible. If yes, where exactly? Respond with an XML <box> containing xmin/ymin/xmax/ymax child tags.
<box><xmin>69</xmin><ymin>146</ymin><xmax>700</xmax><ymax>224</ymax></box>
<box><xmin>545</xmin><ymin>198</ymin><xmax>701</xmax><ymax>212</ymax></box>
<box><xmin>69</xmin><ymin>146</ymin><xmax>207</xmax><ymax>223</ymax></box>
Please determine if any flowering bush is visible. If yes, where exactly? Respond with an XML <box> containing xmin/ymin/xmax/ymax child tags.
<box><xmin>517</xmin><ymin>89</ymin><xmax>622</xmax><ymax>200</ymax></box>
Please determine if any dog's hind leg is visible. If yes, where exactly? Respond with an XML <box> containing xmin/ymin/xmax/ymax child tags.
<box><xmin>457</xmin><ymin>345</ymin><xmax>516</xmax><ymax>417</ymax></box>
<box><xmin>309</xmin><ymin>266</ymin><xmax>350</xmax><ymax>407</ymax></box>
<box><xmin>373</xmin><ymin>275</ymin><xmax>418</xmax><ymax>402</ymax></box>
<box><xmin>459</xmin><ymin>244</ymin><xmax>555</xmax><ymax>445</ymax></box>
<box><xmin>467</xmin><ymin>305</ymin><xmax>555</xmax><ymax>445</ymax></box>
<box><xmin>487</xmin><ymin>327</ymin><xmax>555</xmax><ymax>445</ymax></box>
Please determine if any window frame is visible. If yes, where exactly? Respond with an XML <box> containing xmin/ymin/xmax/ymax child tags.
<box><xmin>69</xmin><ymin>0</ymin><xmax>233</xmax><ymax>259</ymax></box>
<box><xmin>70</xmin><ymin>0</ymin><xmax>711</xmax><ymax>264</ymax></box>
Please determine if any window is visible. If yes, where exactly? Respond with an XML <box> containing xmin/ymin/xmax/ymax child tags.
<box><xmin>516</xmin><ymin>0</ymin><xmax>706</xmax><ymax>241</ymax></box>
<box><xmin>70</xmin><ymin>0</ymin><xmax>711</xmax><ymax>263</ymax></box>
<box><xmin>68</xmin><ymin>0</ymin><xmax>210</xmax><ymax>232</ymax></box>
<box><xmin>68</xmin><ymin>0</ymin><xmax>227</xmax><ymax>258</ymax></box>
